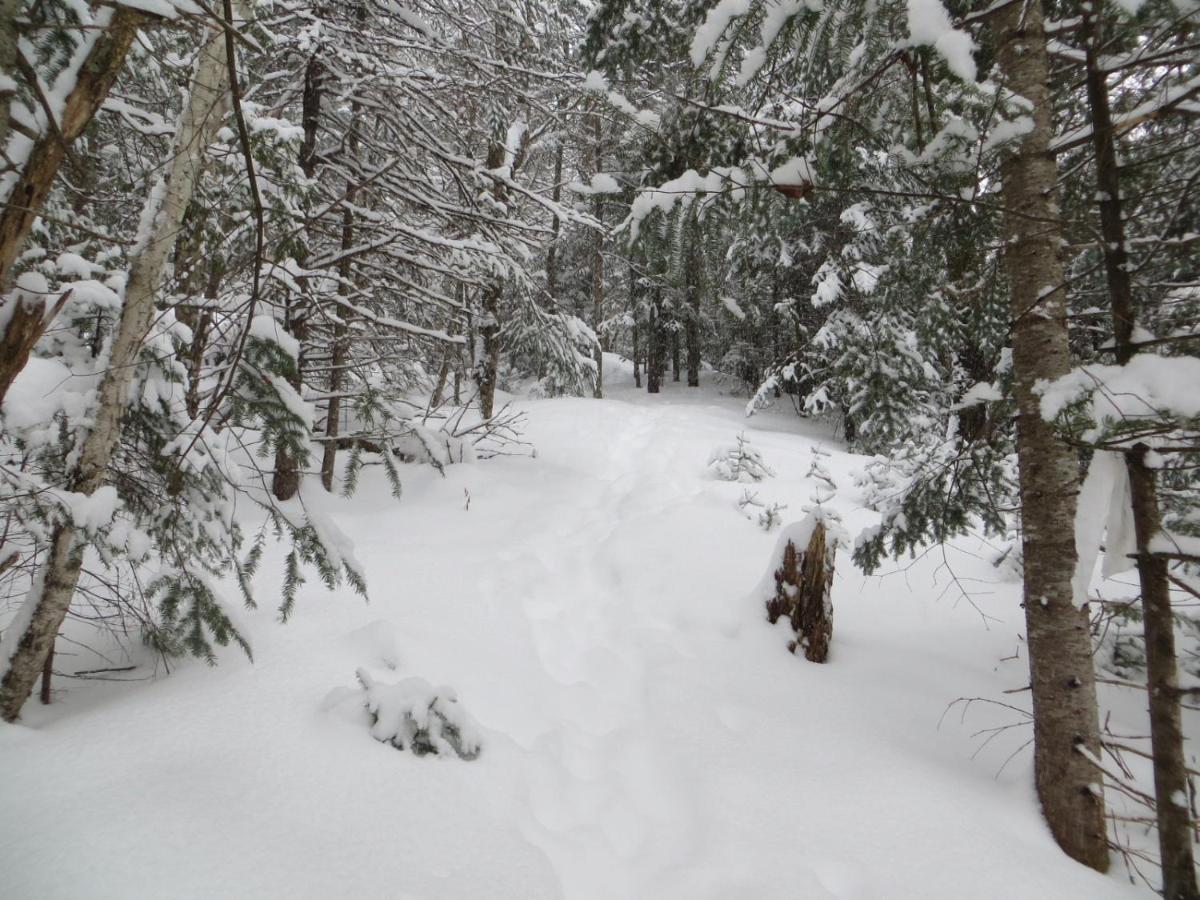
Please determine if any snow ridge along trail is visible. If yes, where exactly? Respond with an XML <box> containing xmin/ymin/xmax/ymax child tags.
<box><xmin>0</xmin><ymin>358</ymin><xmax>1149</xmax><ymax>899</ymax></box>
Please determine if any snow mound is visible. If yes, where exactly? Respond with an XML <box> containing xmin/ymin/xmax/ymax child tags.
<box><xmin>345</xmin><ymin>620</ymin><xmax>401</xmax><ymax>670</ymax></box>
<box><xmin>356</xmin><ymin>669</ymin><xmax>482</xmax><ymax>760</ymax></box>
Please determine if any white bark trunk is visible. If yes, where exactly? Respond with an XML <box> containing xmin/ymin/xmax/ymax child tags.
<box><xmin>0</xmin><ymin>12</ymin><xmax>241</xmax><ymax>721</ymax></box>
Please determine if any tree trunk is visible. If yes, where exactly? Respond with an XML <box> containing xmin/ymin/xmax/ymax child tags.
<box><xmin>39</xmin><ymin>638</ymin><xmax>53</xmax><ymax>705</ymax></box>
<box><xmin>992</xmin><ymin>0</ymin><xmax>1108</xmax><ymax>871</ymax></box>
<box><xmin>474</xmin><ymin>141</ymin><xmax>506</xmax><ymax>419</ymax></box>
<box><xmin>0</xmin><ymin>13</ymin><xmax>237</xmax><ymax>722</ymax></box>
<box><xmin>0</xmin><ymin>9</ymin><xmax>145</xmax><ymax>410</ymax></box>
<box><xmin>630</xmin><ymin>260</ymin><xmax>641</xmax><ymax>388</ymax></box>
<box><xmin>320</xmin><ymin>205</ymin><xmax>354</xmax><ymax>492</ymax></box>
<box><xmin>686</xmin><ymin>220</ymin><xmax>701</xmax><ymax>387</ymax></box>
<box><xmin>273</xmin><ymin>53</ymin><xmax>325</xmax><ymax>500</ymax></box>
<box><xmin>476</xmin><ymin>281</ymin><xmax>501</xmax><ymax>419</ymax></box>
<box><xmin>632</xmin><ymin>323</ymin><xmax>641</xmax><ymax>388</ymax></box>
<box><xmin>546</xmin><ymin>140</ymin><xmax>564</xmax><ymax>304</ymax></box>
<box><xmin>431</xmin><ymin>360</ymin><xmax>449</xmax><ymax>407</ymax></box>
<box><xmin>671</xmin><ymin>327</ymin><xmax>681</xmax><ymax>382</ymax></box>
<box><xmin>0</xmin><ymin>0</ymin><xmax>19</xmax><ymax>153</ymax></box>
<box><xmin>1082</xmin><ymin>10</ymin><xmax>1197</xmax><ymax>894</ymax></box>
<box><xmin>646</xmin><ymin>293</ymin><xmax>662</xmax><ymax>394</ymax></box>
<box><xmin>320</xmin><ymin>332</ymin><xmax>347</xmax><ymax>491</ymax></box>
<box><xmin>321</xmin><ymin>81</ymin><xmax>359</xmax><ymax>493</ymax></box>
<box><xmin>589</xmin><ymin>113</ymin><xmax>604</xmax><ymax>398</ymax></box>
<box><xmin>1129</xmin><ymin>448</ymin><xmax>1198</xmax><ymax>898</ymax></box>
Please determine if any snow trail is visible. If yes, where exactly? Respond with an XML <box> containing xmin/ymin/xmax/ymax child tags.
<box><xmin>0</xmin><ymin>358</ymin><xmax>1153</xmax><ymax>899</ymax></box>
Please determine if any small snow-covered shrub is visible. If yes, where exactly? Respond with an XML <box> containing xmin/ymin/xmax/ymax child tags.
<box><xmin>735</xmin><ymin>490</ymin><xmax>786</xmax><ymax>530</ymax></box>
<box><xmin>709</xmin><ymin>433</ymin><xmax>774</xmax><ymax>483</ymax></box>
<box><xmin>356</xmin><ymin>669</ymin><xmax>482</xmax><ymax>760</ymax></box>
<box><xmin>393</xmin><ymin>425</ymin><xmax>476</xmax><ymax>472</ymax></box>
<box><xmin>758</xmin><ymin>503</ymin><xmax>787</xmax><ymax>531</ymax></box>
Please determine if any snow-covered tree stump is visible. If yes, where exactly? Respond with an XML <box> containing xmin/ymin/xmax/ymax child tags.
<box><xmin>763</xmin><ymin>514</ymin><xmax>835</xmax><ymax>663</ymax></box>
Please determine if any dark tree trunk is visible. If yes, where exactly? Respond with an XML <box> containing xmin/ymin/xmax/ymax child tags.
<box><xmin>646</xmin><ymin>293</ymin><xmax>662</xmax><ymax>394</ymax></box>
<box><xmin>632</xmin><ymin>323</ymin><xmax>641</xmax><ymax>388</ymax></box>
<box><xmin>477</xmin><ymin>281</ymin><xmax>501</xmax><ymax>419</ymax></box>
<box><xmin>630</xmin><ymin>260</ymin><xmax>641</xmax><ymax>388</ymax></box>
<box><xmin>686</xmin><ymin>220</ymin><xmax>701</xmax><ymax>387</ymax></box>
<box><xmin>992</xmin><ymin>0</ymin><xmax>1109</xmax><ymax>871</ymax></box>
<box><xmin>1128</xmin><ymin>448</ymin><xmax>1198</xmax><ymax>899</ymax></box>
<box><xmin>546</xmin><ymin>139</ymin><xmax>564</xmax><ymax>303</ymax></box>
<box><xmin>671</xmin><ymin>327</ymin><xmax>681</xmax><ymax>382</ymax></box>
<box><xmin>431</xmin><ymin>334</ymin><xmax>454</xmax><ymax>407</ymax></box>
<box><xmin>1082</xmin><ymin>9</ymin><xmax>1197</xmax><ymax>894</ymax></box>
<box><xmin>39</xmin><ymin>638</ymin><xmax>53</xmax><ymax>705</ymax></box>
<box><xmin>589</xmin><ymin>112</ymin><xmax>605</xmax><ymax>398</ymax></box>
<box><xmin>275</xmin><ymin>53</ymin><xmax>326</xmax><ymax>500</ymax></box>
<box><xmin>474</xmin><ymin>141</ymin><xmax>507</xmax><ymax>419</ymax></box>
<box><xmin>320</xmin><ymin>322</ymin><xmax>347</xmax><ymax>492</ymax></box>
<box><xmin>0</xmin><ymin>10</ymin><xmax>144</xmax><ymax>409</ymax></box>
<box><xmin>0</xmin><ymin>0</ymin><xmax>19</xmax><ymax>153</ymax></box>
<box><xmin>321</xmin><ymin>184</ymin><xmax>358</xmax><ymax>492</ymax></box>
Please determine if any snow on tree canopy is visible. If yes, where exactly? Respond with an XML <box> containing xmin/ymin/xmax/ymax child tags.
<box><xmin>249</xmin><ymin>315</ymin><xmax>302</xmax><ymax>361</ymax></box>
<box><xmin>906</xmin><ymin>0</ymin><xmax>977</xmax><ymax>82</ymax></box>
<box><xmin>569</xmin><ymin>173</ymin><xmax>622</xmax><ymax>195</ymax></box>
<box><xmin>1038</xmin><ymin>356</ymin><xmax>1200</xmax><ymax>434</ymax></box>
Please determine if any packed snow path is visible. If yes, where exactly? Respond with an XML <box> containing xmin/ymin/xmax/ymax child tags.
<box><xmin>0</xmin><ymin>360</ymin><xmax>1149</xmax><ymax>898</ymax></box>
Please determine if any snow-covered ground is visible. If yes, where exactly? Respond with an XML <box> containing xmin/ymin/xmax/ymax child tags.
<box><xmin>0</xmin><ymin>357</ymin><xmax>1157</xmax><ymax>898</ymax></box>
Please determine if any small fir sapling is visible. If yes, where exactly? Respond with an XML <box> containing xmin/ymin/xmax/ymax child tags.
<box><xmin>735</xmin><ymin>490</ymin><xmax>786</xmax><ymax>531</ymax></box>
<box><xmin>736</xmin><ymin>489</ymin><xmax>764</xmax><ymax>514</ymax></box>
<box><xmin>806</xmin><ymin>447</ymin><xmax>838</xmax><ymax>499</ymax></box>
<box><xmin>709</xmin><ymin>432</ymin><xmax>774</xmax><ymax>483</ymax></box>
<box><xmin>758</xmin><ymin>503</ymin><xmax>787</xmax><ymax>532</ymax></box>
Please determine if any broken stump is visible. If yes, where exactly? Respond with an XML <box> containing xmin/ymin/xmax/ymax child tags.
<box><xmin>764</xmin><ymin>516</ymin><xmax>834</xmax><ymax>662</ymax></box>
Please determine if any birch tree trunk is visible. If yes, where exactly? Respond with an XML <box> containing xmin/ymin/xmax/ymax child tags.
<box><xmin>992</xmin><ymin>0</ymin><xmax>1108</xmax><ymax>871</ymax></box>
<box><xmin>0</xmin><ymin>9</ymin><xmax>144</xmax><ymax>409</ymax></box>
<box><xmin>0</xmin><ymin>14</ymin><xmax>237</xmax><ymax>722</ymax></box>
<box><xmin>1082</xmin><ymin>10</ymin><xmax>1197</xmax><ymax>894</ymax></box>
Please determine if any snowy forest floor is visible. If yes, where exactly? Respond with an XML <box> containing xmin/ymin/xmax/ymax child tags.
<box><xmin>0</xmin><ymin>355</ymin><xmax>1166</xmax><ymax>898</ymax></box>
